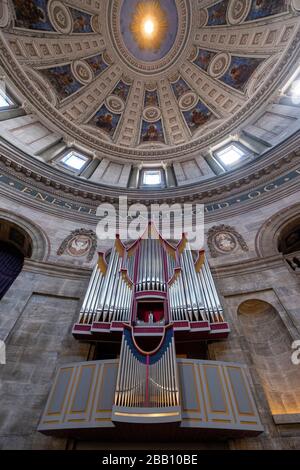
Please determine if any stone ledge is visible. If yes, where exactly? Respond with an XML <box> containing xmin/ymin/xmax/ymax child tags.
<box><xmin>211</xmin><ymin>254</ymin><xmax>285</xmax><ymax>278</ymax></box>
<box><xmin>23</xmin><ymin>259</ymin><xmax>92</xmax><ymax>279</ymax></box>
<box><xmin>273</xmin><ymin>413</ymin><xmax>300</xmax><ymax>425</ymax></box>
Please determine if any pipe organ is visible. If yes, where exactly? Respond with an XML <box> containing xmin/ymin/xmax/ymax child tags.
<box><xmin>72</xmin><ymin>222</ymin><xmax>230</xmax><ymax>420</ymax></box>
<box><xmin>75</xmin><ymin>224</ymin><xmax>228</xmax><ymax>336</ymax></box>
<box><xmin>40</xmin><ymin>222</ymin><xmax>263</xmax><ymax>436</ymax></box>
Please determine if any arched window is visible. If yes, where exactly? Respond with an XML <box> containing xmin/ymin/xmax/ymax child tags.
<box><xmin>0</xmin><ymin>220</ymin><xmax>32</xmax><ymax>299</ymax></box>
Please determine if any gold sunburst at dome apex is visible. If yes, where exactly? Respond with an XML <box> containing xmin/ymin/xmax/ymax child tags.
<box><xmin>130</xmin><ymin>1</ymin><xmax>168</xmax><ymax>51</ymax></box>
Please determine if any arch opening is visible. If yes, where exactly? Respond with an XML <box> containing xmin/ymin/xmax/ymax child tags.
<box><xmin>0</xmin><ymin>219</ymin><xmax>33</xmax><ymax>299</ymax></box>
<box><xmin>277</xmin><ymin>218</ymin><xmax>300</xmax><ymax>272</ymax></box>
<box><xmin>238</xmin><ymin>299</ymin><xmax>300</xmax><ymax>417</ymax></box>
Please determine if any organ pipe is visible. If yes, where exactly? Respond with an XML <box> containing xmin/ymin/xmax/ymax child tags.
<box><xmin>114</xmin><ymin>328</ymin><xmax>179</xmax><ymax>409</ymax></box>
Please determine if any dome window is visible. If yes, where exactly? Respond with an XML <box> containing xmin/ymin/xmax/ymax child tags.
<box><xmin>0</xmin><ymin>87</ymin><xmax>14</xmax><ymax>109</ymax></box>
<box><xmin>60</xmin><ymin>151</ymin><xmax>89</xmax><ymax>171</ymax></box>
<box><xmin>212</xmin><ymin>142</ymin><xmax>251</xmax><ymax>171</ymax></box>
<box><xmin>143</xmin><ymin>170</ymin><xmax>162</xmax><ymax>186</ymax></box>
<box><xmin>291</xmin><ymin>80</ymin><xmax>300</xmax><ymax>104</ymax></box>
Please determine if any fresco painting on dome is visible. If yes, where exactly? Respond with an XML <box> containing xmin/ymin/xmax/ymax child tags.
<box><xmin>220</xmin><ymin>56</ymin><xmax>263</xmax><ymax>91</ymax></box>
<box><xmin>13</xmin><ymin>0</ymin><xmax>54</xmax><ymax>31</ymax></box>
<box><xmin>112</xmin><ymin>81</ymin><xmax>131</xmax><ymax>102</ymax></box>
<box><xmin>193</xmin><ymin>49</ymin><xmax>216</xmax><ymax>72</ymax></box>
<box><xmin>207</xmin><ymin>0</ymin><xmax>229</xmax><ymax>26</ymax></box>
<box><xmin>85</xmin><ymin>54</ymin><xmax>108</xmax><ymax>77</ymax></box>
<box><xmin>144</xmin><ymin>90</ymin><xmax>159</xmax><ymax>108</ymax></box>
<box><xmin>183</xmin><ymin>101</ymin><xmax>213</xmax><ymax>134</ymax></box>
<box><xmin>70</xmin><ymin>8</ymin><xmax>93</xmax><ymax>33</ymax></box>
<box><xmin>141</xmin><ymin>120</ymin><xmax>165</xmax><ymax>144</ymax></box>
<box><xmin>90</xmin><ymin>104</ymin><xmax>121</xmax><ymax>138</ymax></box>
<box><xmin>171</xmin><ymin>79</ymin><xmax>191</xmax><ymax>100</ymax></box>
<box><xmin>40</xmin><ymin>65</ymin><xmax>82</xmax><ymax>101</ymax></box>
<box><xmin>246</xmin><ymin>0</ymin><xmax>287</xmax><ymax>22</ymax></box>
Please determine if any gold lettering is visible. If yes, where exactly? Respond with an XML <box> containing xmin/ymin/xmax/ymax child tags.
<box><xmin>217</xmin><ymin>203</ymin><xmax>229</xmax><ymax>209</ymax></box>
<box><xmin>35</xmin><ymin>192</ymin><xmax>48</xmax><ymax>202</ymax></box>
<box><xmin>248</xmin><ymin>191</ymin><xmax>261</xmax><ymax>199</ymax></box>
<box><xmin>21</xmin><ymin>187</ymin><xmax>33</xmax><ymax>195</ymax></box>
<box><xmin>264</xmin><ymin>184</ymin><xmax>277</xmax><ymax>192</ymax></box>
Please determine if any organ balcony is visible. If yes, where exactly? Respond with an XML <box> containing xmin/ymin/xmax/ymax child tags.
<box><xmin>38</xmin><ymin>348</ymin><xmax>263</xmax><ymax>439</ymax></box>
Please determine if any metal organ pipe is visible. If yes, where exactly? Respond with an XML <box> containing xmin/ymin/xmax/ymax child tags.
<box><xmin>88</xmin><ymin>269</ymin><xmax>102</xmax><ymax>324</ymax></box>
<box><xmin>182</xmin><ymin>251</ymin><xmax>198</xmax><ymax>320</ymax></box>
<box><xmin>103</xmin><ymin>249</ymin><xmax>121</xmax><ymax>322</ymax></box>
<box><xmin>112</xmin><ymin>265</ymin><xmax>124</xmax><ymax>322</ymax></box>
<box><xmin>201</xmin><ymin>261</ymin><xmax>218</xmax><ymax>322</ymax></box>
<box><xmin>114</xmin><ymin>330</ymin><xmax>180</xmax><ymax>410</ymax></box>
<box><xmin>180</xmin><ymin>260</ymin><xmax>193</xmax><ymax>322</ymax></box>
<box><xmin>185</xmin><ymin>249</ymin><xmax>205</xmax><ymax>320</ymax></box>
<box><xmin>203</xmin><ymin>258</ymin><xmax>224</xmax><ymax>321</ymax></box>
<box><xmin>195</xmin><ymin>266</ymin><xmax>211</xmax><ymax>322</ymax></box>
<box><xmin>142</xmin><ymin>240</ymin><xmax>147</xmax><ymax>291</ymax></box>
<box><xmin>136</xmin><ymin>239</ymin><xmax>166</xmax><ymax>293</ymax></box>
<box><xmin>96</xmin><ymin>247</ymin><xmax>117</xmax><ymax>321</ymax></box>
<box><xmin>80</xmin><ymin>263</ymin><xmax>98</xmax><ymax>323</ymax></box>
<box><xmin>154</xmin><ymin>241</ymin><xmax>159</xmax><ymax>290</ymax></box>
<box><xmin>80</xmin><ymin>264</ymin><xmax>97</xmax><ymax>317</ymax></box>
<box><xmin>108</xmin><ymin>257</ymin><xmax>122</xmax><ymax>322</ymax></box>
<box><xmin>167</xmin><ymin>247</ymin><xmax>224</xmax><ymax>324</ymax></box>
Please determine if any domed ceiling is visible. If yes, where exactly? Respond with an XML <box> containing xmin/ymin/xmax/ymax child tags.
<box><xmin>0</xmin><ymin>0</ymin><xmax>300</xmax><ymax>162</ymax></box>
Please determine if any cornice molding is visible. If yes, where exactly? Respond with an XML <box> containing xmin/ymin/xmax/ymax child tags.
<box><xmin>1</xmin><ymin>130</ymin><xmax>300</xmax><ymax>205</ymax></box>
<box><xmin>23</xmin><ymin>258</ymin><xmax>92</xmax><ymax>279</ymax></box>
<box><xmin>0</xmin><ymin>143</ymin><xmax>300</xmax><ymax>223</ymax></box>
<box><xmin>211</xmin><ymin>254</ymin><xmax>286</xmax><ymax>279</ymax></box>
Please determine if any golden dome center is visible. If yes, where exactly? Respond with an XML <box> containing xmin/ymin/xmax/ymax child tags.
<box><xmin>143</xmin><ymin>18</ymin><xmax>155</xmax><ymax>36</ymax></box>
<box><xmin>130</xmin><ymin>1</ymin><xmax>168</xmax><ymax>51</ymax></box>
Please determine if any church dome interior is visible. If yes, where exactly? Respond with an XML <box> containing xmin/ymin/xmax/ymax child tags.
<box><xmin>1</xmin><ymin>0</ymin><xmax>300</xmax><ymax>454</ymax></box>
<box><xmin>0</xmin><ymin>0</ymin><xmax>300</xmax><ymax>191</ymax></box>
